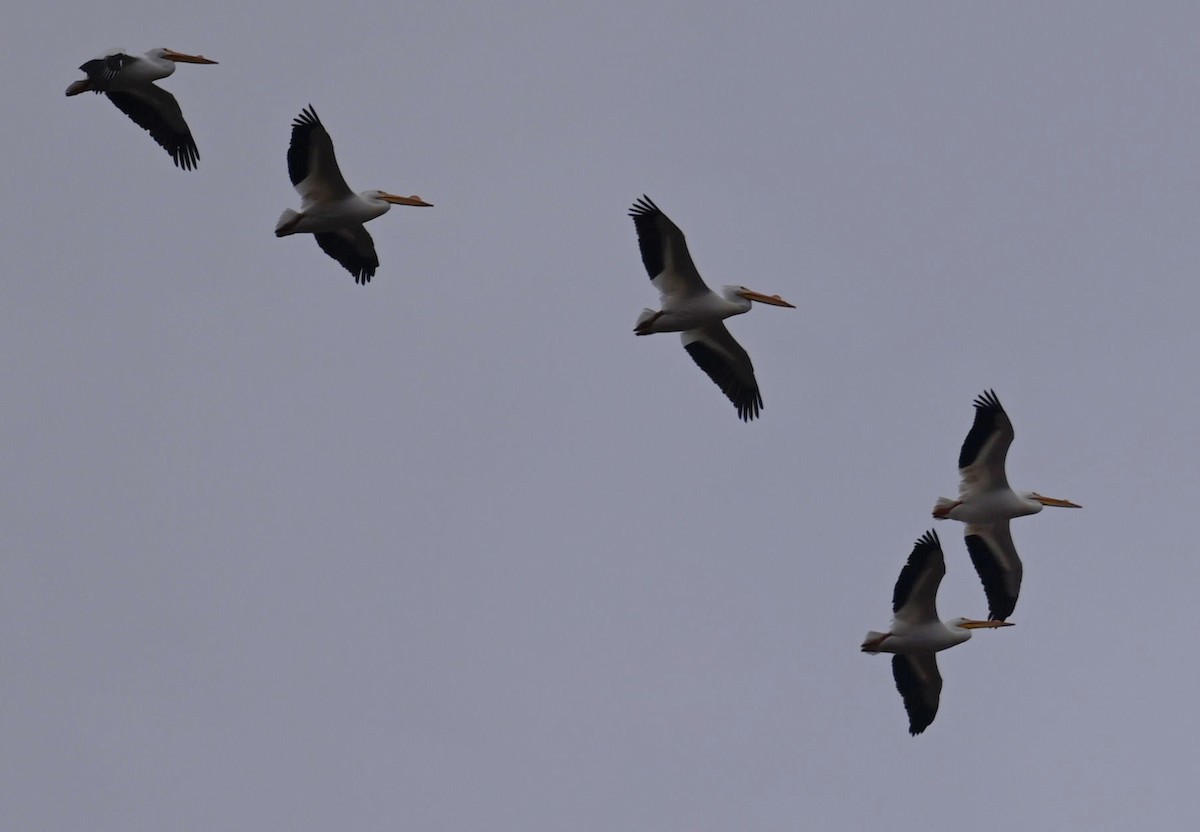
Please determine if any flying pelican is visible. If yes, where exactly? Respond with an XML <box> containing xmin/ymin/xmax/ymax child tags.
<box><xmin>275</xmin><ymin>106</ymin><xmax>432</xmax><ymax>285</ymax></box>
<box><xmin>862</xmin><ymin>529</ymin><xmax>1013</xmax><ymax>735</ymax></box>
<box><xmin>628</xmin><ymin>196</ymin><xmax>795</xmax><ymax>421</ymax></box>
<box><xmin>933</xmin><ymin>390</ymin><xmax>1081</xmax><ymax>620</ymax></box>
<box><xmin>65</xmin><ymin>48</ymin><xmax>217</xmax><ymax>170</ymax></box>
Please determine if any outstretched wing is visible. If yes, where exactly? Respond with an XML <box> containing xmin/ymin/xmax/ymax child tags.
<box><xmin>964</xmin><ymin>520</ymin><xmax>1023</xmax><ymax>621</ymax></box>
<box><xmin>892</xmin><ymin>652</ymin><xmax>942</xmax><ymax>736</ymax></box>
<box><xmin>629</xmin><ymin>195</ymin><xmax>710</xmax><ymax>302</ymax></box>
<box><xmin>681</xmin><ymin>323</ymin><xmax>762</xmax><ymax>421</ymax></box>
<box><xmin>313</xmin><ymin>225</ymin><xmax>379</xmax><ymax>285</ymax></box>
<box><xmin>287</xmin><ymin>105</ymin><xmax>353</xmax><ymax>204</ymax></box>
<box><xmin>891</xmin><ymin>530</ymin><xmax>945</xmax><ymax>624</ymax></box>
<box><xmin>106</xmin><ymin>86</ymin><xmax>199</xmax><ymax>170</ymax></box>
<box><xmin>958</xmin><ymin>389</ymin><xmax>1014</xmax><ymax>496</ymax></box>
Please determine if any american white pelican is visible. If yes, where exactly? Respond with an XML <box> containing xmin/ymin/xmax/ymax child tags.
<box><xmin>933</xmin><ymin>390</ymin><xmax>1081</xmax><ymax>620</ymax></box>
<box><xmin>65</xmin><ymin>48</ymin><xmax>217</xmax><ymax>170</ymax></box>
<box><xmin>628</xmin><ymin>196</ymin><xmax>795</xmax><ymax>421</ymax></box>
<box><xmin>862</xmin><ymin>530</ymin><xmax>1013</xmax><ymax>735</ymax></box>
<box><xmin>275</xmin><ymin>106</ymin><xmax>432</xmax><ymax>285</ymax></box>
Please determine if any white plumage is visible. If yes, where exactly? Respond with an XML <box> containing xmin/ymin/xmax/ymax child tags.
<box><xmin>862</xmin><ymin>529</ymin><xmax>1013</xmax><ymax>735</ymax></box>
<box><xmin>276</xmin><ymin>106</ymin><xmax>432</xmax><ymax>284</ymax></box>
<box><xmin>933</xmin><ymin>390</ymin><xmax>1081</xmax><ymax>620</ymax></box>
<box><xmin>628</xmin><ymin>196</ymin><xmax>794</xmax><ymax>421</ymax></box>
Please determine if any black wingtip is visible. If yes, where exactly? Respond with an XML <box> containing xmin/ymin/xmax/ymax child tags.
<box><xmin>914</xmin><ymin>529</ymin><xmax>940</xmax><ymax>552</ymax></box>
<box><xmin>628</xmin><ymin>194</ymin><xmax>661</xmax><ymax>218</ymax></box>
<box><xmin>973</xmin><ymin>388</ymin><xmax>1004</xmax><ymax>413</ymax></box>
<box><xmin>735</xmin><ymin>399</ymin><xmax>763</xmax><ymax>422</ymax></box>
<box><xmin>292</xmin><ymin>104</ymin><xmax>321</xmax><ymax>130</ymax></box>
<box><xmin>171</xmin><ymin>145</ymin><xmax>200</xmax><ymax>171</ymax></box>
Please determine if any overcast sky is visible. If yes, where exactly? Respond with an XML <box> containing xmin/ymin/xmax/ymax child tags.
<box><xmin>4</xmin><ymin>2</ymin><xmax>1199</xmax><ymax>829</ymax></box>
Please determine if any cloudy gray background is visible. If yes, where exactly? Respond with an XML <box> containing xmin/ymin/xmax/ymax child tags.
<box><xmin>4</xmin><ymin>2</ymin><xmax>1198</xmax><ymax>829</ymax></box>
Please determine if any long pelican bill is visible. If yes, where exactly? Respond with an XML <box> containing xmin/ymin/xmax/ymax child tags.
<box><xmin>380</xmin><ymin>193</ymin><xmax>433</xmax><ymax>207</ymax></box>
<box><xmin>736</xmin><ymin>288</ymin><xmax>795</xmax><ymax>308</ymax></box>
<box><xmin>161</xmin><ymin>50</ymin><xmax>218</xmax><ymax>64</ymax></box>
<box><xmin>959</xmin><ymin>620</ymin><xmax>1015</xmax><ymax>630</ymax></box>
<box><xmin>1030</xmin><ymin>493</ymin><xmax>1082</xmax><ymax>508</ymax></box>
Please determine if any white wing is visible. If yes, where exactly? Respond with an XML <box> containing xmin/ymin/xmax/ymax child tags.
<box><xmin>957</xmin><ymin>389</ymin><xmax>1014</xmax><ymax>497</ymax></box>
<box><xmin>890</xmin><ymin>530</ymin><xmax>945</xmax><ymax>625</ymax></box>
<box><xmin>628</xmin><ymin>196</ymin><xmax>711</xmax><ymax>302</ymax></box>
<box><xmin>287</xmin><ymin>106</ymin><xmax>354</xmax><ymax>206</ymax></box>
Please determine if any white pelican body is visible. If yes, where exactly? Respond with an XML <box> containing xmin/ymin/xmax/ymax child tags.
<box><xmin>861</xmin><ymin>530</ymin><xmax>1013</xmax><ymax>735</ymax></box>
<box><xmin>940</xmin><ymin>488</ymin><xmax>1045</xmax><ymax>525</ymax></box>
<box><xmin>277</xmin><ymin>193</ymin><xmax>392</xmax><ymax>236</ymax></box>
<box><xmin>634</xmin><ymin>287</ymin><xmax>757</xmax><ymax>334</ymax></box>
<box><xmin>65</xmin><ymin>48</ymin><xmax>217</xmax><ymax>170</ymax></box>
<box><xmin>276</xmin><ymin>106</ymin><xmax>432</xmax><ymax>285</ymax></box>
<box><xmin>866</xmin><ymin>618</ymin><xmax>972</xmax><ymax>655</ymax></box>
<box><xmin>933</xmin><ymin>390</ymin><xmax>1081</xmax><ymax>620</ymax></box>
<box><xmin>628</xmin><ymin>196</ymin><xmax>795</xmax><ymax>421</ymax></box>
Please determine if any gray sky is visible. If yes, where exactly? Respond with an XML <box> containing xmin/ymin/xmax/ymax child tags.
<box><xmin>4</xmin><ymin>2</ymin><xmax>1199</xmax><ymax>829</ymax></box>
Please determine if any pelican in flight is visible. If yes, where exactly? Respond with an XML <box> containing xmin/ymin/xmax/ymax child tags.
<box><xmin>65</xmin><ymin>48</ymin><xmax>217</xmax><ymax>170</ymax></box>
<box><xmin>628</xmin><ymin>196</ymin><xmax>794</xmax><ymax>421</ymax></box>
<box><xmin>275</xmin><ymin>106</ymin><xmax>432</xmax><ymax>285</ymax></box>
<box><xmin>933</xmin><ymin>390</ymin><xmax>1081</xmax><ymax>620</ymax></box>
<box><xmin>862</xmin><ymin>530</ymin><xmax>1013</xmax><ymax>735</ymax></box>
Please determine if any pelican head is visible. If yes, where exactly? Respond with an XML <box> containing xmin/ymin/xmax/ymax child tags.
<box><xmin>723</xmin><ymin>285</ymin><xmax>796</xmax><ymax>311</ymax></box>
<box><xmin>156</xmin><ymin>48</ymin><xmax>219</xmax><ymax>65</ymax></box>
<box><xmin>1029</xmin><ymin>492</ymin><xmax>1082</xmax><ymax>510</ymax></box>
